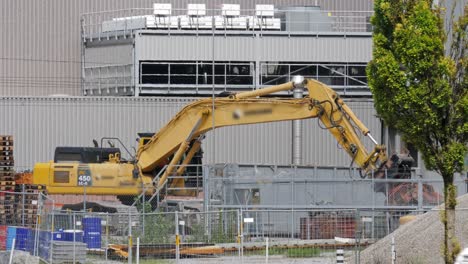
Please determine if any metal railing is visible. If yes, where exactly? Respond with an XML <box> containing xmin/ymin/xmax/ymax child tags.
<box><xmin>80</xmin><ymin>8</ymin><xmax>373</xmax><ymax>41</ymax></box>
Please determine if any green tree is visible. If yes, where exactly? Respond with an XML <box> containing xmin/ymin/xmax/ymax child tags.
<box><xmin>367</xmin><ymin>0</ymin><xmax>467</xmax><ymax>263</ymax></box>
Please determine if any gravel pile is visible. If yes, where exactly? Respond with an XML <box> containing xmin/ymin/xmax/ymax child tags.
<box><xmin>351</xmin><ymin>194</ymin><xmax>468</xmax><ymax>264</ymax></box>
<box><xmin>0</xmin><ymin>250</ymin><xmax>39</xmax><ymax>264</ymax></box>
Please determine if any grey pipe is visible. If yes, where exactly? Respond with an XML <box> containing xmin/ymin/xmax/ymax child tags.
<box><xmin>292</xmin><ymin>85</ymin><xmax>303</xmax><ymax>165</ymax></box>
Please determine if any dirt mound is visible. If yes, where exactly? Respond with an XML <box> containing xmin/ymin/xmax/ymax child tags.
<box><xmin>351</xmin><ymin>194</ymin><xmax>468</xmax><ymax>264</ymax></box>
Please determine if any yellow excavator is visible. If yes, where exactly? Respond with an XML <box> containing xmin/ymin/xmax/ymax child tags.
<box><xmin>32</xmin><ymin>78</ymin><xmax>392</xmax><ymax>205</ymax></box>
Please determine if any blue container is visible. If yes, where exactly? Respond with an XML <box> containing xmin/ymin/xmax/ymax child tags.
<box><xmin>53</xmin><ymin>231</ymin><xmax>63</xmax><ymax>241</ymax></box>
<box><xmin>62</xmin><ymin>230</ymin><xmax>83</xmax><ymax>242</ymax></box>
<box><xmin>15</xmin><ymin>227</ymin><xmax>29</xmax><ymax>251</ymax></box>
<box><xmin>6</xmin><ymin>226</ymin><xmax>17</xmax><ymax>250</ymax></box>
<box><xmin>83</xmin><ymin>217</ymin><xmax>102</xmax><ymax>249</ymax></box>
<box><xmin>38</xmin><ymin>231</ymin><xmax>51</xmax><ymax>261</ymax></box>
<box><xmin>26</xmin><ymin>228</ymin><xmax>36</xmax><ymax>254</ymax></box>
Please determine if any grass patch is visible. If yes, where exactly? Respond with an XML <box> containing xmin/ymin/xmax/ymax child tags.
<box><xmin>251</xmin><ymin>246</ymin><xmax>322</xmax><ymax>258</ymax></box>
<box><xmin>138</xmin><ymin>259</ymin><xmax>172</xmax><ymax>264</ymax></box>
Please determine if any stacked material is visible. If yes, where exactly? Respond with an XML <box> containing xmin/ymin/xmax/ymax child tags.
<box><xmin>0</xmin><ymin>136</ymin><xmax>15</xmax><ymax>225</ymax></box>
<box><xmin>51</xmin><ymin>241</ymin><xmax>87</xmax><ymax>264</ymax></box>
<box><xmin>15</xmin><ymin>184</ymin><xmax>46</xmax><ymax>228</ymax></box>
<box><xmin>352</xmin><ymin>194</ymin><xmax>468</xmax><ymax>264</ymax></box>
<box><xmin>0</xmin><ymin>136</ymin><xmax>46</xmax><ymax>227</ymax></box>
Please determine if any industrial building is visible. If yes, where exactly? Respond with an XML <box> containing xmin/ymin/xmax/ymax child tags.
<box><xmin>1</xmin><ymin>0</ymin><xmax>461</xmax><ymax>211</ymax></box>
<box><xmin>1</xmin><ymin>0</ymin><xmax>381</xmax><ymax>167</ymax></box>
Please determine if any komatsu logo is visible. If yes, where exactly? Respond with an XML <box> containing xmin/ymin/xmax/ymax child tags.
<box><xmin>233</xmin><ymin>108</ymin><xmax>273</xmax><ymax>119</ymax></box>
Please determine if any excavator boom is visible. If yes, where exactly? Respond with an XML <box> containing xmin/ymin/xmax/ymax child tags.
<box><xmin>32</xmin><ymin>78</ymin><xmax>388</xmax><ymax>201</ymax></box>
<box><xmin>137</xmin><ymin>78</ymin><xmax>386</xmax><ymax>189</ymax></box>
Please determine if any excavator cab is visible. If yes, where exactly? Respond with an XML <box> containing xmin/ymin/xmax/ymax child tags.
<box><xmin>137</xmin><ymin>133</ymin><xmax>155</xmax><ymax>150</ymax></box>
<box><xmin>54</xmin><ymin>147</ymin><xmax>121</xmax><ymax>163</ymax></box>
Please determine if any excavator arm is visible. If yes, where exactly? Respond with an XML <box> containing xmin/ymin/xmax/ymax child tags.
<box><xmin>136</xmin><ymin>78</ymin><xmax>387</xmax><ymax>191</ymax></box>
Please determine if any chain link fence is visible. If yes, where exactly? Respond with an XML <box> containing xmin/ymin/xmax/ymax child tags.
<box><xmin>4</xmin><ymin>203</ymin><xmax>468</xmax><ymax>263</ymax></box>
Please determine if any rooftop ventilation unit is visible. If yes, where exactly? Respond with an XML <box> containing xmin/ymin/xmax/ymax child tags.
<box><xmin>221</xmin><ymin>4</ymin><xmax>240</xmax><ymax>16</ymax></box>
<box><xmin>150</xmin><ymin>3</ymin><xmax>179</xmax><ymax>28</ymax></box>
<box><xmin>187</xmin><ymin>4</ymin><xmax>206</xmax><ymax>16</ymax></box>
<box><xmin>153</xmin><ymin>3</ymin><xmax>172</xmax><ymax>16</ymax></box>
<box><xmin>255</xmin><ymin>4</ymin><xmax>274</xmax><ymax>17</ymax></box>
<box><xmin>248</xmin><ymin>5</ymin><xmax>280</xmax><ymax>30</ymax></box>
<box><xmin>180</xmin><ymin>4</ymin><xmax>212</xmax><ymax>29</ymax></box>
<box><xmin>215</xmin><ymin>4</ymin><xmax>246</xmax><ymax>29</ymax></box>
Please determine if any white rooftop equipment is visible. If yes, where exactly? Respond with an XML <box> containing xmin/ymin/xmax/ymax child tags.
<box><xmin>248</xmin><ymin>5</ymin><xmax>280</xmax><ymax>30</ymax></box>
<box><xmin>153</xmin><ymin>3</ymin><xmax>172</xmax><ymax>16</ymax></box>
<box><xmin>255</xmin><ymin>4</ymin><xmax>274</xmax><ymax>17</ymax></box>
<box><xmin>151</xmin><ymin>3</ymin><xmax>178</xmax><ymax>28</ymax></box>
<box><xmin>187</xmin><ymin>4</ymin><xmax>206</xmax><ymax>16</ymax></box>
<box><xmin>221</xmin><ymin>4</ymin><xmax>240</xmax><ymax>16</ymax></box>
<box><xmin>216</xmin><ymin>4</ymin><xmax>246</xmax><ymax>29</ymax></box>
<box><xmin>180</xmin><ymin>3</ymin><xmax>212</xmax><ymax>29</ymax></box>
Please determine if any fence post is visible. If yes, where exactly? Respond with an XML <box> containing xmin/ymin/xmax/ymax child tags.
<box><xmin>175</xmin><ymin>211</ymin><xmax>180</xmax><ymax>262</ymax></box>
<box><xmin>237</xmin><ymin>209</ymin><xmax>241</xmax><ymax>260</ymax></box>
<box><xmin>336</xmin><ymin>248</ymin><xmax>344</xmax><ymax>264</ymax></box>
<box><xmin>240</xmin><ymin>208</ymin><xmax>244</xmax><ymax>262</ymax></box>
<box><xmin>417</xmin><ymin>177</ymin><xmax>423</xmax><ymax>210</ymax></box>
<box><xmin>142</xmin><ymin>193</ymin><xmax>145</xmax><ymax>236</ymax></box>
<box><xmin>265</xmin><ymin>236</ymin><xmax>269</xmax><ymax>264</ymax></box>
<box><xmin>8</xmin><ymin>238</ymin><xmax>15</xmax><ymax>264</ymax></box>
<box><xmin>73</xmin><ymin>212</ymin><xmax>76</xmax><ymax>264</ymax></box>
<box><xmin>354</xmin><ymin>209</ymin><xmax>360</xmax><ymax>264</ymax></box>
<box><xmin>50</xmin><ymin>197</ymin><xmax>55</xmax><ymax>262</ymax></box>
<box><xmin>105</xmin><ymin>213</ymin><xmax>109</xmax><ymax>261</ymax></box>
<box><xmin>128</xmin><ymin>209</ymin><xmax>132</xmax><ymax>264</ymax></box>
<box><xmin>136</xmin><ymin>237</ymin><xmax>140</xmax><ymax>264</ymax></box>
<box><xmin>21</xmin><ymin>185</ymin><xmax>25</xmax><ymax>226</ymax></box>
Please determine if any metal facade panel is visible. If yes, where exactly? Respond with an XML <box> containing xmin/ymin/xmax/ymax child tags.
<box><xmin>136</xmin><ymin>34</ymin><xmax>258</xmax><ymax>61</ymax></box>
<box><xmin>203</xmin><ymin>122</ymin><xmax>292</xmax><ymax>165</ymax></box>
<box><xmin>136</xmin><ymin>34</ymin><xmax>371</xmax><ymax>62</ymax></box>
<box><xmin>84</xmin><ymin>44</ymin><xmax>134</xmax><ymax>67</ymax></box>
<box><xmin>1</xmin><ymin>0</ymin><xmax>372</xmax><ymax>96</ymax></box>
<box><xmin>302</xmin><ymin>100</ymin><xmax>381</xmax><ymax>166</ymax></box>
<box><xmin>0</xmin><ymin>0</ymin><xmax>152</xmax><ymax>96</ymax></box>
<box><xmin>0</xmin><ymin>97</ymin><xmax>378</xmax><ymax>169</ymax></box>
<box><xmin>0</xmin><ymin>97</ymin><xmax>189</xmax><ymax>169</ymax></box>
<box><xmin>159</xmin><ymin>0</ymin><xmax>373</xmax><ymax>12</ymax></box>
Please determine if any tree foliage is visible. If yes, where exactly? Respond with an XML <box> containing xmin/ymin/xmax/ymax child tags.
<box><xmin>367</xmin><ymin>0</ymin><xmax>467</xmax><ymax>182</ymax></box>
<box><xmin>367</xmin><ymin>0</ymin><xmax>467</xmax><ymax>262</ymax></box>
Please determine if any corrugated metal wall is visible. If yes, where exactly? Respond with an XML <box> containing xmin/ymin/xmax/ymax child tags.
<box><xmin>0</xmin><ymin>97</ymin><xmax>380</xmax><ymax>170</ymax></box>
<box><xmin>135</xmin><ymin>34</ymin><xmax>372</xmax><ymax>62</ymax></box>
<box><xmin>1</xmin><ymin>0</ymin><xmax>373</xmax><ymax>96</ymax></box>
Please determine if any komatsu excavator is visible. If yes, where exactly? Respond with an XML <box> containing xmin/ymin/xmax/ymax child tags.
<box><xmin>31</xmin><ymin>78</ymin><xmax>395</xmax><ymax>206</ymax></box>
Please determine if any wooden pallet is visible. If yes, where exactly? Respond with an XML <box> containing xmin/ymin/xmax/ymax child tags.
<box><xmin>0</xmin><ymin>193</ymin><xmax>15</xmax><ymax>198</ymax></box>
<box><xmin>0</xmin><ymin>196</ymin><xmax>16</xmax><ymax>204</ymax></box>
<box><xmin>0</xmin><ymin>136</ymin><xmax>13</xmax><ymax>141</ymax></box>
<box><xmin>0</xmin><ymin>186</ymin><xmax>15</xmax><ymax>191</ymax></box>
<box><xmin>0</xmin><ymin>151</ymin><xmax>13</xmax><ymax>157</ymax></box>
<box><xmin>0</xmin><ymin>161</ymin><xmax>13</xmax><ymax>166</ymax></box>
<box><xmin>0</xmin><ymin>209</ymin><xmax>16</xmax><ymax>215</ymax></box>
<box><xmin>0</xmin><ymin>167</ymin><xmax>13</xmax><ymax>172</ymax></box>
<box><xmin>0</xmin><ymin>156</ymin><xmax>14</xmax><ymax>161</ymax></box>
<box><xmin>0</xmin><ymin>141</ymin><xmax>13</xmax><ymax>147</ymax></box>
<box><xmin>0</xmin><ymin>220</ymin><xmax>17</xmax><ymax>225</ymax></box>
<box><xmin>17</xmin><ymin>203</ymin><xmax>38</xmax><ymax>209</ymax></box>
<box><xmin>0</xmin><ymin>146</ymin><xmax>13</xmax><ymax>151</ymax></box>
<box><xmin>17</xmin><ymin>209</ymin><xmax>38</xmax><ymax>215</ymax></box>
<box><xmin>0</xmin><ymin>177</ymin><xmax>14</xmax><ymax>182</ymax></box>
<box><xmin>0</xmin><ymin>181</ymin><xmax>15</xmax><ymax>186</ymax></box>
<box><xmin>19</xmin><ymin>184</ymin><xmax>46</xmax><ymax>190</ymax></box>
